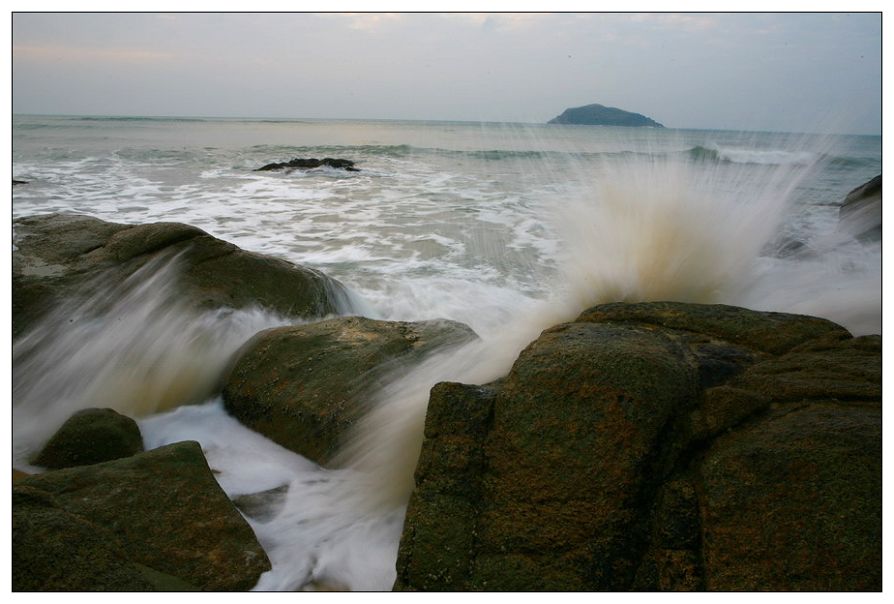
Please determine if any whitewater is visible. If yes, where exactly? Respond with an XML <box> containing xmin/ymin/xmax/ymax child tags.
<box><xmin>12</xmin><ymin>116</ymin><xmax>881</xmax><ymax>590</ymax></box>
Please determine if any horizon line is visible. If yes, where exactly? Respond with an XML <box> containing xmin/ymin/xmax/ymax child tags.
<box><xmin>11</xmin><ymin>112</ymin><xmax>881</xmax><ymax>137</ymax></box>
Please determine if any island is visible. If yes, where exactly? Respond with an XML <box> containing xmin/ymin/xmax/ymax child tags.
<box><xmin>548</xmin><ymin>103</ymin><xmax>664</xmax><ymax>128</ymax></box>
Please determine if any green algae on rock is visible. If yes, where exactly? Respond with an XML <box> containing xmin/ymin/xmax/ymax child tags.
<box><xmin>13</xmin><ymin>441</ymin><xmax>270</xmax><ymax>591</ymax></box>
<box><xmin>396</xmin><ymin>302</ymin><xmax>881</xmax><ymax>591</ymax></box>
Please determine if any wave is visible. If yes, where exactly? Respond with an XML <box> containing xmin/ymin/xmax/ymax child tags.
<box><xmin>685</xmin><ymin>144</ymin><xmax>814</xmax><ymax>166</ymax></box>
<box><xmin>73</xmin><ymin>116</ymin><xmax>211</xmax><ymax>123</ymax></box>
<box><xmin>243</xmin><ymin>142</ymin><xmax>870</xmax><ymax>170</ymax></box>
<box><xmin>12</xmin><ymin>255</ymin><xmax>289</xmax><ymax>467</ymax></box>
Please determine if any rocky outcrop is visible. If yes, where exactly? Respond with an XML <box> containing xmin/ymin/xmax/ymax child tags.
<box><xmin>548</xmin><ymin>103</ymin><xmax>664</xmax><ymax>127</ymax></box>
<box><xmin>255</xmin><ymin>157</ymin><xmax>359</xmax><ymax>172</ymax></box>
<box><xmin>223</xmin><ymin>316</ymin><xmax>477</xmax><ymax>464</ymax></box>
<box><xmin>396</xmin><ymin>302</ymin><xmax>880</xmax><ymax>591</ymax></box>
<box><xmin>13</xmin><ymin>213</ymin><xmax>353</xmax><ymax>337</ymax></box>
<box><xmin>33</xmin><ymin>408</ymin><xmax>144</xmax><ymax>470</ymax></box>
<box><xmin>13</xmin><ymin>441</ymin><xmax>270</xmax><ymax>591</ymax></box>
<box><xmin>838</xmin><ymin>174</ymin><xmax>881</xmax><ymax>241</ymax></box>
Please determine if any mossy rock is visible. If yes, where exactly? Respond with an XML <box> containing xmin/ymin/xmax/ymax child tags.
<box><xmin>396</xmin><ymin>302</ymin><xmax>880</xmax><ymax>591</ymax></box>
<box><xmin>13</xmin><ymin>213</ymin><xmax>352</xmax><ymax>338</ymax></box>
<box><xmin>32</xmin><ymin>408</ymin><xmax>144</xmax><ymax>470</ymax></box>
<box><xmin>13</xmin><ymin>441</ymin><xmax>270</xmax><ymax>591</ymax></box>
<box><xmin>223</xmin><ymin>316</ymin><xmax>477</xmax><ymax>464</ymax></box>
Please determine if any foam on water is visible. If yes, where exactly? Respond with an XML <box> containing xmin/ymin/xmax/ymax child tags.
<box><xmin>12</xmin><ymin>256</ymin><xmax>290</xmax><ymax>468</ymax></box>
<box><xmin>12</xmin><ymin>118</ymin><xmax>880</xmax><ymax>590</ymax></box>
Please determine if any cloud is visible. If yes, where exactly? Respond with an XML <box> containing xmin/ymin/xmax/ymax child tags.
<box><xmin>627</xmin><ymin>13</ymin><xmax>719</xmax><ymax>32</ymax></box>
<box><xmin>449</xmin><ymin>13</ymin><xmax>552</xmax><ymax>32</ymax></box>
<box><xmin>339</xmin><ymin>13</ymin><xmax>406</xmax><ymax>31</ymax></box>
<box><xmin>14</xmin><ymin>44</ymin><xmax>175</xmax><ymax>63</ymax></box>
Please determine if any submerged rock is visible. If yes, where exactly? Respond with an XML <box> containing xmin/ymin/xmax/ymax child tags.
<box><xmin>255</xmin><ymin>157</ymin><xmax>359</xmax><ymax>172</ymax></box>
<box><xmin>396</xmin><ymin>302</ymin><xmax>880</xmax><ymax>591</ymax></box>
<box><xmin>33</xmin><ymin>407</ymin><xmax>144</xmax><ymax>470</ymax></box>
<box><xmin>13</xmin><ymin>441</ymin><xmax>270</xmax><ymax>591</ymax></box>
<box><xmin>223</xmin><ymin>316</ymin><xmax>477</xmax><ymax>464</ymax></box>
<box><xmin>838</xmin><ymin>174</ymin><xmax>881</xmax><ymax>241</ymax></box>
<box><xmin>12</xmin><ymin>213</ymin><xmax>352</xmax><ymax>337</ymax></box>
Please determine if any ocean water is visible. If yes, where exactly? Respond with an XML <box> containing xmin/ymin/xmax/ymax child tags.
<box><xmin>12</xmin><ymin>115</ymin><xmax>881</xmax><ymax>590</ymax></box>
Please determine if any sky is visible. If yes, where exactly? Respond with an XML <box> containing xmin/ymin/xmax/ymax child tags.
<box><xmin>11</xmin><ymin>12</ymin><xmax>882</xmax><ymax>134</ymax></box>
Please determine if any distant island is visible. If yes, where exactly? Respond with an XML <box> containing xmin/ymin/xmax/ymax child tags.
<box><xmin>548</xmin><ymin>103</ymin><xmax>664</xmax><ymax>128</ymax></box>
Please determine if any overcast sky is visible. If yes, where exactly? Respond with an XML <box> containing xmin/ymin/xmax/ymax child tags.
<box><xmin>12</xmin><ymin>12</ymin><xmax>882</xmax><ymax>134</ymax></box>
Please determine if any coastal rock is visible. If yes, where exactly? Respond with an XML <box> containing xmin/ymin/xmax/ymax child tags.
<box><xmin>548</xmin><ymin>103</ymin><xmax>664</xmax><ymax>127</ymax></box>
<box><xmin>255</xmin><ymin>157</ymin><xmax>359</xmax><ymax>172</ymax></box>
<box><xmin>838</xmin><ymin>174</ymin><xmax>881</xmax><ymax>241</ymax></box>
<box><xmin>13</xmin><ymin>441</ymin><xmax>270</xmax><ymax>591</ymax></box>
<box><xmin>396</xmin><ymin>302</ymin><xmax>880</xmax><ymax>591</ymax></box>
<box><xmin>32</xmin><ymin>407</ymin><xmax>144</xmax><ymax>470</ymax></box>
<box><xmin>13</xmin><ymin>213</ymin><xmax>353</xmax><ymax>337</ymax></box>
<box><xmin>223</xmin><ymin>316</ymin><xmax>478</xmax><ymax>464</ymax></box>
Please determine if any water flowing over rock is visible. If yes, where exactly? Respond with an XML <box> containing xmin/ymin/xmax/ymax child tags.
<box><xmin>223</xmin><ymin>316</ymin><xmax>478</xmax><ymax>464</ymax></box>
<box><xmin>32</xmin><ymin>408</ymin><xmax>144</xmax><ymax>470</ymax></box>
<box><xmin>12</xmin><ymin>213</ymin><xmax>353</xmax><ymax>337</ymax></box>
<box><xmin>395</xmin><ymin>302</ymin><xmax>880</xmax><ymax>591</ymax></box>
<box><xmin>838</xmin><ymin>174</ymin><xmax>881</xmax><ymax>241</ymax></box>
<box><xmin>13</xmin><ymin>441</ymin><xmax>271</xmax><ymax>591</ymax></box>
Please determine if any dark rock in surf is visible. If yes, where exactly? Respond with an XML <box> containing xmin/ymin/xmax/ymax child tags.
<box><xmin>12</xmin><ymin>213</ymin><xmax>353</xmax><ymax>338</ymax></box>
<box><xmin>222</xmin><ymin>316</ymin><xmax>477</xmax><ymax>464</ymax></box>
<box><xmin>255</xmin><ymin>157</ymin><xmax>360</xmax><ymax>172</ymax></box>
<box><xmin>548</xmin><ymin>103</ymin><xmax>664</xmax><ymax>128</ymax></box>
<box><xmin>33</xmin><ymin>408</ymin><xmax>144</xmax><ymax>470</ymax></box>
<box><xmin>13</xmin><ymin>441</ymin><xmax>270</xmax><ymax>591</ymax></box>
<box><xmin>396</xmin><ymin>302</ymin><xmax>880</xmax><ymax>591</ymax></box>
<box><xmin>838</xmin><ymin>174</ymin><xmax>881</xmax><ymax>241</ymax></box>
<box><xmin>763</xmin><ymin>236</ymin><xmax>812</xmax><ymax>259</ymax></box>
<box><xmin>13</xmin><ymin>179</ymin><xmax>28</xmax><ymax>186</ymax></box>
<box><xmin>232</xmin><ymin>484</ymin><xmax>290</xmax><ymax>522</ymax></box>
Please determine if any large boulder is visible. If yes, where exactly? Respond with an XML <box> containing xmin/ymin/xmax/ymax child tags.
<box><xmin>13</xmin><ymin>441</ymin><xmax>270</xmax><ymax>591</ymax></box>
<box><xmin>838</xmin><ymin>174</ymin><xmax>881</xmax><ymax>241</ymax></box>
<box><xmin>223</xmin><ymin>316</ymin><xmax>477</xmax><ymax>464</ymax></box>
<box><xmin>396</xmin><ymin>302</ymin><xmax>880</xmax><ymax>591</ymax></box>
<box><xmin>32</xmin><ymin>407</ymin><xmax>144</xmax><ymax>470</ymax></box>
<box><xmin>12</xmin><ymin>213</ymin><xmax>353</xmax><ymax>337</ymax></box>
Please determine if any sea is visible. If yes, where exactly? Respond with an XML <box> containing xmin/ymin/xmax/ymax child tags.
<box><xmin>11</xmin><ymin>114</ymin><xmax>882</xmax><ymax>590</ymax></box>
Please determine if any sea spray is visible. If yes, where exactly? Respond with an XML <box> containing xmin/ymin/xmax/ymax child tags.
<box><xmin>13</xmin><ymin>255</ymin><xmax>289</xmax><ymax>467</ymax></box>
<box><xmin>12</xmin><ymin>120</ymin><xmax>881</xmax><ymax>590</ymax></box>
<box><xmin>246</xmin><ymin>146</ymin><xmax>882</xmax><ymax>589</ymax></box>
<box><xmin>330</xmin><ymin>153</ymin><xmax>816</xmax><ymax>512</ymax></box>
<box><xmin>552</xmin><ymin>155</ymin><xmax>804</xmax><ymax>314</ymax></box>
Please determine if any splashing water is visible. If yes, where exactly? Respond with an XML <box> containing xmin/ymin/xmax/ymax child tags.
<box><xmin>12</xmin><ymin>122</ymin><xmax>880</xmax><ymax>590</ymax></box>
<box><xmin>12</xmin><ymin>255</ymin><xmax>290</xmax><ymax>468</ymax></box>
<box><xmin>242</xmin><ymin>149</ymin><xmax>879</xmax><ymax>591</ymax></box>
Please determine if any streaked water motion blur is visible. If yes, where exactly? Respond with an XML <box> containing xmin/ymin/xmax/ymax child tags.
<box><xmin>13</xmin><ymin>115</ymin><xmax>881</xmax><ymax>589</ymax></box>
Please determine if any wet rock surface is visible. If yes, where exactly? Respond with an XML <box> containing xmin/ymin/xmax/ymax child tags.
<box><xmin>838</xmin><ymin>174</ymin><xmax>881</xmax><ymax>241</ymax></box>
<box><xmin>255</xmin><ymin>157</ymin><xmax>359</xmax><ymax>172</ymax></box>
<box><xmin>13</xmin><ymin>213</ymin><xmax>352</xmax><ymax>337</ymax></box>
<box><xmin>13</xmin><ymin>441</ymin><xmax>271</xmax><ymax>591</ymax></box>
<box><xmin>223</xmin><ymin>316</ymin><xmax>478</xmax><ymax>464</ymax></box>
<box><xmin>33</xmin><ymin>407</ymin><xmax>144</xmax><ymax>470</ymax></box>
<box><xmin>396</xmin><ymin>302</ymin><xmax>881</xmax><ymax>591</ymax></box>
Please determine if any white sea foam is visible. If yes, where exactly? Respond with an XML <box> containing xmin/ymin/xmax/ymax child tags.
<box><xmin>713</xmin><ymin>145</ymin><xmax>817</xmax><ymax>166</ymax></box>
<box><xmin>12</xmin><ymin>119</ymin><xmax>880</xmax><ymax>590</ymax></box>
<box><xmin>12</xmin><ymin>257</ymin><xmax>290</xmax><ymax>468</ymax></box>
